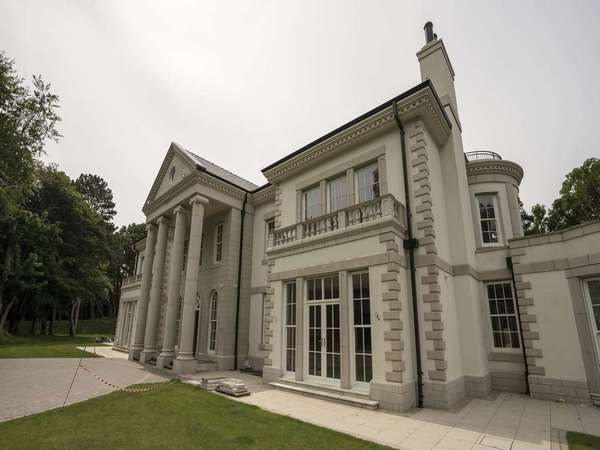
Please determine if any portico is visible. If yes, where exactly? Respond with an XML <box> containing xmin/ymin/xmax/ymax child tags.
<box><xmin>126</xmin><ymin>143</ymin><xmax>259</xmax><ymax>374</ymax></box>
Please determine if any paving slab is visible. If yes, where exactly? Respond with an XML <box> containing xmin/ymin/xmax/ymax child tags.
<box><xmin>0</xmin><ymin>357</ymin><xmax>168</xmax><ymax>422</ymax></box>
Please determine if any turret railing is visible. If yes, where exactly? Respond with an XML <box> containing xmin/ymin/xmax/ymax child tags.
<box><xmin>464</xmin><ymin>151</ymin><xmax>502</xmax><ymax>162</ymax></box>
<box><xmin>270</xmin><ymin>194</ymin><xmax>405</xmax><ymax>249</ymax></box>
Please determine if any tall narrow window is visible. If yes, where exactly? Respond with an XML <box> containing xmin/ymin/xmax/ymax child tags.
<box><xmin>584</xmin><ymin>278</ymin><xmax>600</xmax><ymax>331</ymax></box>
<box><xmin>175</xmin><ymin>297</ymin><xmax>183</xmax><ymax>347</ymax></box>
<box><xmin>265</xmin><ymin>219</ymin><xmax>275</xmax><ymax>250</ymax></box>
<box><xmin>355</xmin><ymin>163</ymin><xmax>380</xmax><ymax>203</ymax></box>
<box><xmin>303</xmin><ymin>186</ymin><xmax>321</xmax><ymax>220</ymax></box>
<box><xmin>352</xmin><ymin>272</ymin><xmax>372</xmax><ymax>383</ymax></box>
<box><xmin>285</xmin><ymin>282</ymin><xmax>297</xmax><ymax>372</ymax></box>
<box><xmin>327</xmin><ymin>175</ymin><xmax>347</xmax><ymax>212</ymax></box>
<box><xmin>486</xmin><ymin>282</ymin><xmax>520</xmax><ymax>349</ymax></box>
<box><xmin>260</xmin><ymin>293</ymin><xmax>267</xmax><ymax>345</ymax></box>
<box><xmin>182</xmin><ymin>240</ymin><xmax>189</xmax><ymax>271</ymax></box>
<box><xmin>214</xmin><ymin>223</ymin><xmax>224</xmax><ymax>262</ymax></box>
<box><xmin>477</xmin><ymin>194</ymin><xmax>500</xmax><ymax>245</ymax></box>
<box><xmin>208</xmin><ymin>292</ymin><xmax>218</xmax><ymax>352</ymax></box>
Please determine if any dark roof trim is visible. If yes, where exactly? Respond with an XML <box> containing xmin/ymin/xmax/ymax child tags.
<box><xmin>261</xmin><ymin>79</ymin><xmax>451</xmax><ymax>173</ymax></box>
<box><xmin>195</xmin><ymin>164</ymin><xmax>254</xmax><ymax>193</ymax></box>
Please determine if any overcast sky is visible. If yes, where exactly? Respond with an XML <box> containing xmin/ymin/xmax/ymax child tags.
<box><xmin>2</xmin><ymin>0</ymin><xmax>599</xmax><ymax>226</ymax></box>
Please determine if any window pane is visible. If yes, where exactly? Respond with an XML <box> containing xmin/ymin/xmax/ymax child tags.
<box><xmin>315</xmin><ymin>278</ymin><xmax>322</xmax><ymax>300</ymax></box>
<box><xmin>324</xmin><ymin>277</ymin><xmax>332</xmax><ymax>299</ymax></box>
<box><xmin>356</xmin><ymin>163</ymin><xmax>379</xmax><ymax>203</ymax></box>
<box><xmin>353</xmin><ymin>275</ymin><xmax>361</xmax><ymax>299</ymax></box>
<box><xmin>328</xmin><ymin>176</ymin><xmax>347</xmax><ymax>212</ymax></box>
<box><xmin>487</xmin><ymin>281</ymin><xmax>519</xmax><ymax>349</ymax></box>
<box><xmin>332</xmin><ymin>276</ymin><xmax>339</xmax><ymax>299</ymax></box>
<box><xmin>303</xmin><ymin>186</ymin><xmax>321</xmax><ymax>219</ymax></box>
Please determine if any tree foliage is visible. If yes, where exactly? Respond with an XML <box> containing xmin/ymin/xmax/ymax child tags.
<box><xmin>0</xmin><ymin>52</ymin><xmax>145</xmax><ymax>336</ymax></box>
<box><xmin>74</xmin><ymin>173</ymin><xmax>116</xmax><ymax>223</ymax></box>
<box><xmin>522</xmin><ymin>158</ymin><xmax>600</xmax><ymax>235</ymax></box>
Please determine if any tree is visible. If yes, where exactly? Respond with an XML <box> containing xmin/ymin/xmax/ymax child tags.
<box><xmin>546</xmin><ymin>158</ymin><xmax>600</xmax><ymax>231</ymax></box>
<box><xmin>521</xmin><ymin>158</ymin><xmax>599</xmax><ymax>236</ymax></box>
<box><xmin>524</xmin><ymin>204</ymin><xmax>548</xmax><ymax>236</ymax></box>
<box><xmin>74</xmin><ymin>173</ymin><xmax>116</xmax><ymax>223</ymax></box>
<box><xmin>0</xmin><ymin>53</ymin><xmax>60</xmax><ymax>335</ymax></box>
<box><xmin>30</xmin><ymin>167</ymin><xmax>111</xmax><ymax>336</ymax></box>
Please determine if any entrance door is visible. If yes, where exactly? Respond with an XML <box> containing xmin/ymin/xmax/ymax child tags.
<box><xmin>306</xmin><ymin>275</ymin><xmax>341</xmax><ymax>383</ymax></box>
<box><xmin>307</xmin><ymin>303</ymin><xmax>340</xmax><ymax>380</ymax></box>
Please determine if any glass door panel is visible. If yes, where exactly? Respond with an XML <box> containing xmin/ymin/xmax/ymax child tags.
<box><xmin>308</xmin><ymin>304</ymin><xmax>322</xmax><ymax>376</ymax></box>
<box><xmin>325</xmin><ymin>304</ymin><xmax>341</xmax><ymax>379</ymax></box>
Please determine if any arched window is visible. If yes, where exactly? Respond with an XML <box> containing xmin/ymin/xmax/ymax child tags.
<box><xmin>208</xmin><ymin>291</ymin><xmax>218</xmax><ymax>352</ymax></box>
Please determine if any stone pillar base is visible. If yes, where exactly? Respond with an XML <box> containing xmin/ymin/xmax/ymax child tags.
<box><xmin>370</xmin><ymin>381</ymin><xmax>416</xmax><ymax>412</ymax></box>
<box><xmin>423</xmin><ymin>377</ymin><xmax>466</xmax><ymax>409</ymax></box>
<box><xmin>128</xmin><ymin>348</ymin><xmax>142</xmax><ymax>361</ymax></box>
<box><xmin>173</xmin><ymin>358</ymin><xmax>198</xmax><ymax>374</ymax></box>
<box><xmin>139</xmin><ymin>350</ymin><xmax>157</xmax><ymax>364</ymax></box>
<box><xmin>156</xmin><ymin>353</ymin><xmax>175</xmax><ymax>369</ymax></box>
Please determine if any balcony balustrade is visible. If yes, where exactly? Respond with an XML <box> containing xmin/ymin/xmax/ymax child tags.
<box><xmin>270</xmin><ymin>194</ymin><xmax>405</xmax><ymax>249</ymax></box>
<box><xmin>122</xmin><ymin>274</ymin><xmax>142</xmax><ymax>287</ymax></box>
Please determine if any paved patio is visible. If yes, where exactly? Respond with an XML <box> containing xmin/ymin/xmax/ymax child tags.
<box><xmin>0</xmin><ymin>357</ymin><xmax>168</xmax><ymax>422</ymax></box>
<box><xmin>190</xmin><ymin>371</ymin><xmax>600</xmax><ymax>450</ymax></box>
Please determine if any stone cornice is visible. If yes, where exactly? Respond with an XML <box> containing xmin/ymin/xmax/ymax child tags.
<box><xmin>262</xmin><ymin>86</ymin><xmax>451</xmax><ymax>182</ymax></box>
<box><xmin>466</xmin><ymin>159</ymin><xmax>524</xmax><ymax>186</ymax></box>
<box><xmin>143</xmin><ymin>171</ymin><xmax>247</xmax><ymax>216</ymax></box>
<box><xmin>251</xmin><ymin>184</ymin><xmax>275</xmax><ymax>206</ymax></box>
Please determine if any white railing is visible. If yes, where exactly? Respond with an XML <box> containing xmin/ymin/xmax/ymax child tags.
<box><xmin>122</xmin><ymin>274</ymin><xmax>142</xmax><ymax>287</ymax></box>
<box><xmin>271</xmin><ymin>194</ymin><xmax>405</xmax><ymax>249</ymax></box>
<box><xmin>302</xmin><ymin>211</ymin><xmax>340</xmax><ymax>238</ymax></box>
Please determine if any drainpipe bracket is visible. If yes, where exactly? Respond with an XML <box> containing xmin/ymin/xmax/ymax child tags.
<box><xmin>403</xmin><ymin>238</ymin><xmax>419</xmax><ymax>250</ymax></box>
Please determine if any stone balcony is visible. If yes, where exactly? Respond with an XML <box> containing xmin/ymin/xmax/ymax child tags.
<box><xmin>268</xmin><ymin>194</ymin><xmax>406</xmax><ymax>253</ymax></box>
<box><xmin>122</xmin><ymin>274</ymin><xmax>142</xmax><ymax>288</ymax></box>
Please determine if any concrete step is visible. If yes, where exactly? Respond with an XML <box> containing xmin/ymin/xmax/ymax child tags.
<box><xmin>196</xmin><ymin>361</ymin><xmax>218</xmax><ymax>372</ymax></box>
<box><xmin>269</xmin><ymin>380</ymin><xmax>378</xmax><ymax>410</ymax></box>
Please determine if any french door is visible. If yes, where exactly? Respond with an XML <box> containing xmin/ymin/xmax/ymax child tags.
<box><xmin>304</xmin><ymin>275</ymin><xmax>341</xmax><ymax>382</ymax></box>
<box><xmin>307</xmin><ymin>303</ymin><xmax>341</xmax><ymax>381</ymax></box>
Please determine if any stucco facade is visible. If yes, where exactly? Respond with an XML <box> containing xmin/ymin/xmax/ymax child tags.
<box><xmin>114</xmin><ymin>23</ymin><xmax>600</xmax><ymax>411</ymax></box>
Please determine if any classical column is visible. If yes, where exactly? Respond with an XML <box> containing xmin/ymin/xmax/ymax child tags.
<box><xmin>294</xmin><ymin>277</ymin><xmax>304</xmax><ymax>381</ymax></box>
<box><xmin>173</xmin><ymin>195</ymin><xmax>209</xmax><ymax>374</ymax></box>
<box><xmin>139</xmin><ymin>216</ymin><xmax>170</xmax><ymax>364</ymax></box>
<box><xmin>157</xmin><ymin>206</ymin><xmax>187</xmax><ymax>369</ymax></box>
<box><xmin>128</xmin><ymin>223</ymin><xmax>157</xmax><ymax>361</ymax></box>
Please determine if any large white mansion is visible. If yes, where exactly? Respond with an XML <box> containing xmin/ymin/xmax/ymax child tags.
<box><xmin>114</xmin><ymin>23</ymin><xmax>600</xmax><ymax>411</ymax></box>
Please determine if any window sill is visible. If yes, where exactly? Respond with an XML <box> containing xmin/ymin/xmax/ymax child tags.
<box><xmin>475</xmin><ymin>245</ymin><xmax>509</xmax><ymax>253</ymax></box>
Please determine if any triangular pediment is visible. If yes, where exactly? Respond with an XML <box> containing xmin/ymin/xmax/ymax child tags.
<box><xmin>143</xmin><ymin>142</ymin><xmax>198</xmax><ymax>211</ymax></box>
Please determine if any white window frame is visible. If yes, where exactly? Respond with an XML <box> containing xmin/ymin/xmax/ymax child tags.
<box><xmin>476</xmin><ymin>194</ymin><xmax>502</xmax><ymax>247</ymax></box>
<box><xmin>207</xmin><ymin>292</ymin><xmax>218</xmax><ymax>353</ymax></box>
<box><xmin>327</xmin><ymin>175</ymin><xmax>347</xmax><ymax>213</ymax></box>
<box><xmin>583</xmin><ymin>277</ymin><xmax>600</xmax><ymax>356</ymax></box>
<box><xmin>484</xmin><ymin>281</ymin><xmax>521</xmax><ymax>352</ymax></box>
<box><xmin>214</xmin><ymin>222</ymin><xmax>224</xmax><ymax>263</ymax></box>
<box><xmin>283</xmin><ymin>281</ymin><xmax>297</xmax><ymax>376</ymax></box>
<box><xmin>349</xmin><ymin>271</ymin><xmax>373</xmax><ymax>389</ymax></box>
<box><xmin>302</xmin><ymin>185</ymin><xmax>321</xmax><ymax>220</ymax></box>
<box><xmin>265</xmin><ymin>219</ymin><xmax>275</xmax><ymax>250</ymax></box>
<box><xmin>354</xmin><ymin>162</ymin><xmax>380</xmax><ymax>204</ymax></box>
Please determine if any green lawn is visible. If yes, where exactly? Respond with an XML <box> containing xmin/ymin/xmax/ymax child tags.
<box><xmin>0</xmin><ymin>334</ymin><xmax>104</xmax><ymax>358</ymax></box>
<box><xmin>568</xmin><ymin>432</ymin><xmax>600</xmax><ymax>450</ymax></box>
<box><xmin>0</xmin><ymin>380</ymin><xmax>388</xmax><ymax>449</ymax></box>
